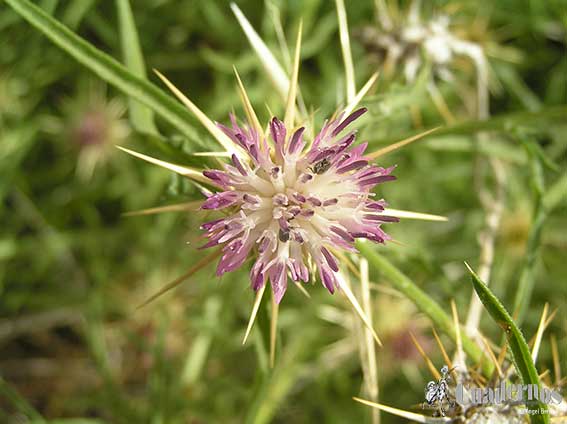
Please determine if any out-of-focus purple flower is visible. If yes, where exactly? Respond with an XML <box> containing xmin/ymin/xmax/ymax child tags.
<box><xmin>201</xmin><ymin>108</ymin><xmax>397</xmax><ymax>303</ymax></box>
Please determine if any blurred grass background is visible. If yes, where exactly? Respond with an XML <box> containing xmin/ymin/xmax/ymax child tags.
<box><xmin>1</xmin><ymin>0</ymin><xmax>566</xmax><ymax>422</ymax></box>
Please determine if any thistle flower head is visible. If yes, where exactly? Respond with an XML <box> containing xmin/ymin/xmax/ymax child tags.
<box><xmin>200</xmin><ymin>108</ymin><xmax>397</xmax><ymax>303</ymax></box>
<box><xmin>357</xmin><ymin>2</ymin><xmax>485</xmax><ymax>83</ymax></box>
<box><xmin>122</xmin><ymin>4</ymin><xmax>445</xmax><ymax>358</ymax></box>
<box><xmin>61</xmin><ymin>82</ymin><xmax>130</xmax><ymax>180</ymax></box>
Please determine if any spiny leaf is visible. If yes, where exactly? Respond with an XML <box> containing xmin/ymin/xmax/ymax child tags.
<box><xmin>353</xmin><ymin>397</ymin><xmax>451</xmax><ymax>423</ymax></box>
<box><xmin>344</xmin><ymin>71</ymin><xmax>379</xmax><ymax>117</ymax></box>
<box><xmin>233</xmin><ymin>66</ymin><xmax>262</xmax><ymax>133</ymax></box>
<box><xmin>243</xmin><ymin>285</ymin><xmax>266</xmax><ymax>345</ymax></box>
<box><xmin>269</xmin><ymin>293</ymin><xmax>279</xmax><ymax>368</ymax></box>
<box><xmin>357</xmin><ymin>242</ymin><xmax>493</xmax><ymax>377</ymax></box>
<box><xmin>335</xmin><ymin>0</ymin><xmax>355</xmax><ymax>103</ymax></box>
<box><xmin>136</xmin><ymin>250</ymin><xmax>222</xmax><ymax>309</ymax></box>
<box><xmin>122</xmin><ymin>201</ymin><xmax>201</xmax><ymax>217</ymax></box>
<box><xmin>465</xmin><ymin>263</ymin><xmax>549</xmax><ymax>423</ymax></box>
<box><xmin>153</xmin><ymin>70</ymin><xmax>242</xmax><ymax>157</ymax></box>
<box><xmin>116</xmin><ymin>146</ymin><xmax>211</xmax><ymax>185</ymax></box>
<box><xmin>382</xmin><ymin>208</ymin><xmax>448</xmax><ymax>222</ymax></box>
<box><xmin>367</xmin><ymin>127</ymin><xmax>440</xmax><ymax>159</ymax></box>
<box><xmin>531</xmin><ymin>303</ymin><xmax>549</xmax><ymax>363</ymax></box>
<box><xmin>409</xmin><ymin>332</ymin><xmax>441</xmax><ymax>380</ymax></box>
<box><xmin>335</xmin><ymin>271</ymin><xmax>382</xmax><ymax>347</ymax></box>
<box><xmin>284</xmin><ymin>21</ymin><xmax>302</xmax><ymax>130</ymax></box>
<box><xmin>231</xmin><ymin>2</ymin><xmax>288</xmax><ymax>101</ymax></box>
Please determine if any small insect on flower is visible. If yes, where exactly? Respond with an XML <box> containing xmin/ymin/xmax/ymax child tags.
<box><xmin>200</xmin><ymin>108</ymin><xmax>398</xmax><ymax>304</ymax></box>
<box><xmin>310</xmin><ymin>157</ymin><xmax>332</xmax><ymax>175</ymax></box>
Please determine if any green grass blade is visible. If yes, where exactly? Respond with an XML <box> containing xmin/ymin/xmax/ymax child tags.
<box><xmin>544</xmin><ymin>173</ymin><xmax>567</xmax><ymax>211</ymax></box>
<box><xmin>116</xmin><ymin>0</ymin><xmax>157</xmax><ymax>134</ymax></box>
<box><xmin>62</xmin><ymin>0</ymin><xmax>95</xmax><ymax>30</ymax></box>
<box><xmin>245</xmin><ymin>327</ymin><xmax>313</xmax><ymax>424</ymax></box>
<box><xmin>357</xmin><ymin>242</ymin><xmax>493</xmax><ymax>377</ymax></box>
<box><xmin>5</xmin><ymin>0</ymin><xmax>200</xmax><ymax>143</ymax></box>
<box><xmin>368</xmin><ymin>106</ymin><xmax>567</xmax><ymax>146</ymax></box>
<box><xmin>39</xmin><ymin>0</ymin><xmax>58</xmax><ymax>15</ymax></box>
<box><xmin>181</xmin><ymin>296</ymin><xmax>221</xmax><ymax>385</ymax></box>
<box><xmin>466</xmin><ymin>264</ymin><xmax>549</xmax><ymax>423</ymax></box>
<box><xmin>513</xmin><ymin>139</ymin><xmax>548</xmax><ymax>324</ymax></box>
<box><xmin>0</xmin><ymin>376</ymin><xmax>45</xmax><ymax>422</ymax></box>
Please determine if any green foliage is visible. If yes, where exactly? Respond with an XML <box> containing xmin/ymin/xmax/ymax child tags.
<box><xmin>467</xmin><ymin>265</ymin><xmax>549</xmax><ymax>424</ymax></box>
<box><xmin>1</xmin><ymin>0</ymin><xmax>566</xmax><ymax>422</ymax></box>
<box><xmin>116</xmin><ymin>0</ymin><xmax>158</xmax><ymax>135</ymax></box>
<box><xmin>4</xmin><ymin>0</ymin><xmax>200</xmax><ymax>142</ymax></box>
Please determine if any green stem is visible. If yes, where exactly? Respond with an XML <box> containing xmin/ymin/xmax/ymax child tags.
<box><xmin>513</xmin><ymin>140</ymin><xmax>548</xmax><ymax>324</ymax></box>
<box><xmin>370</xmin><ymin>106</ymin><xmax>567</xmax><ymax>145</ymax></box>
<box><xmin>116</xmin><ymin>0</ymin><xmax>158</xmax><ymax>134</ymax></box>
<box><xmin>358</xmin><ymin>242</ymin><xmax>493</xmax><ymax>377</ymax></box>
<box><xmin>0</xmin><ymin>377</ymin><xmax>45</xmax><ymax>422</ymax></box>
<box><xmin>468</xmin><ymin>265</ymin><xmax>549</xmax><ymax>424</ymax></box>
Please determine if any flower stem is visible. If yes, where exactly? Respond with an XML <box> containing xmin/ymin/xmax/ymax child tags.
<box><xmin>512</xmin><ymin>139</ymin><xmax>548</xmax><ymax>325</ymax></box>
<box><xmin>357</xmin><ymin>242</ymin><xmax>493</xmax><ymax>377</ymax></box>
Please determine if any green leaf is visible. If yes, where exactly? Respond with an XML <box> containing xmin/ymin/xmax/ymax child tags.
<box><xmin>5</xmin><ymin>0</ymin><xmax>201</xmax><ymax>144</ymax></box>
<box><xmin>116</xmin><ymin>0</ymin><xmax>157</xmax><ymax>135</ymax></box>
<box><xmin>466</xmin><ymin>264</ymin><xmax>549</xmax><ymax>424</ymax></box>
<box><xmin>369</xmin><ymin>106</ymin><xmax>567</xmax><ymax>145</ymax></box>
<box><xmin>39</xmin><ymin>0</ymin><xmax>58</xmax><ymax>15</ymax></box>
<box><xmin>513</xmin><ymin>139</ymin><xmax>548</xmax><ymax>324</ymax></box>
<box><xmin>494</xmin><ymin>62</ymin><xmax>542</xmax><ymax>112</ymax></box>
<box><xmin>544</xmin><ymin>173</ymin><xmax>567</xmax><ymax>211</ymax></box>
<box><xmin>0</xmin><ymin>376</ymin><xmax>45</xmax><ymax>422</ymax></box>
<box><xmin>425</xmin><ymin>135</ymin><xmax>527</xmax><ymax>164</ymax></box>
<box><xmin>181</xmin><ymin>296</ymin><xmax>221</xmax><ymax>385</ymax></box>
<box><xmin>245</xmin><ymin>326</ymin><xmax>314</xmax><ymax>424</ymax></box>
<box><xmin>62</xmin><ymin>0</ymin><xmax>95</xmax><ymax>30</ymax></box>
<box><xmin>357</xmin><ymin>242</ymin><xmax>493</xmax><ymax>377</ymax></box>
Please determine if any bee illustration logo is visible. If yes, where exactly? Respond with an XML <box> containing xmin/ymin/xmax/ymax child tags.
<box><xmin>423</xmin><ymin>365</ymin><xmax>456</xmax><ymax>417</ymax></box>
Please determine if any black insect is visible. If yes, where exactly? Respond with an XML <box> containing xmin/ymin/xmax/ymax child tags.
<box><xmin>278</xmin><ymin>228</ymin><xmax>290</xmax><ymax>242</ymax></box>
<box><xmin>423</xmin><ymin>365</ymin><xmax>456</xmax><ymax>417</ymax></box>
<box><xmin>310</xmin><ymin>158</ymin><xmax>331</xmax><ymax>175</ymax></box>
